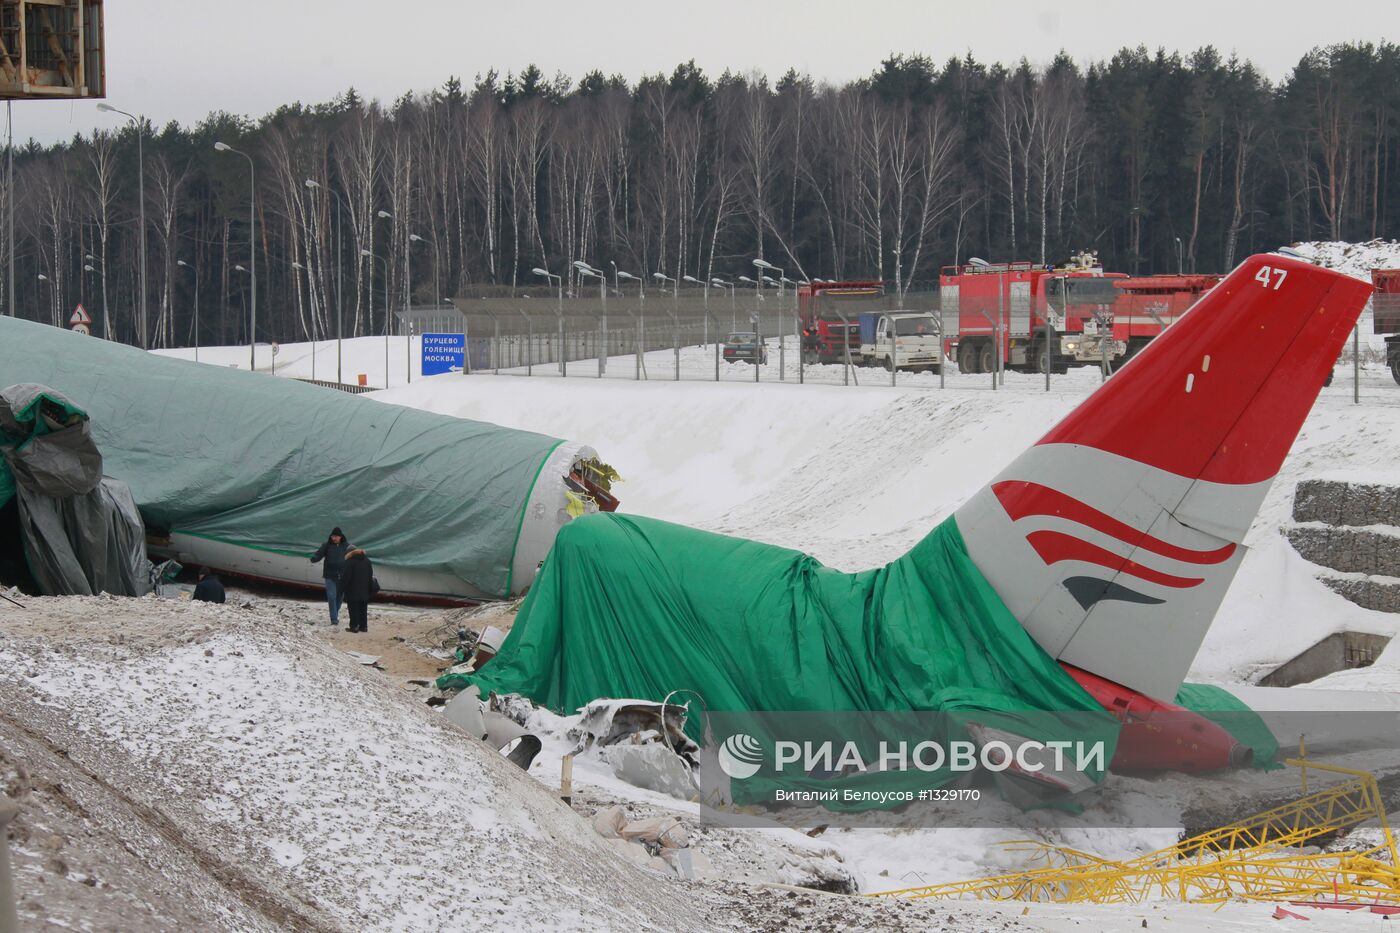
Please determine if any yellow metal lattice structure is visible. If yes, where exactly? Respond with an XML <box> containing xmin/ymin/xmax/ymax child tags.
<box><xmin>875</xmin><ymin>759</ymin><xmax>1400</xmax><ymax>906</ymax></box>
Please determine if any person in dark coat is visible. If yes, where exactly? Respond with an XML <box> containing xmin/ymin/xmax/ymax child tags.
<box><xmin>310</xmin><ymin>527</ymin><xmax>351</xmax><ymax>626</ymax></box>
<box><xmin>339</xmin><ymin>548</ymin><xmax>375</xmax><ymax>633</ymax></box>
<box><xmin>192</xmin><ymin>567</ymin><xmax>226</xmax><ymax>604</ymax></box>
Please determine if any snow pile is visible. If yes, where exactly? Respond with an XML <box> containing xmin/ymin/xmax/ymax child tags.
<box><xmin>0</xmin><ymin>596</ymin><xmax>716</xmax><ymax>931</ymax></box>
<box><xmin>1289</xmin><ymin>239</ymin><xmax>1400</xmax><ymax>280</ymax></box>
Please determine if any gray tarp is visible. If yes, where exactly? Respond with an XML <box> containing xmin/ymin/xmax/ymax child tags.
<box><xmin>0</xmin><ymin>383</ymin><xmax>151</xmax><ymax>596</ymax></box>
<box><xmin>0</xmin><ymin>317</ymin><xmax>564</xmax><ymax>598</ymax></box>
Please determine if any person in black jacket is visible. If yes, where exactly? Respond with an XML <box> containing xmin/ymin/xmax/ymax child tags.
<box><xmin>339</xmin><ymin>548</ymin><xmax>375</xmax><ymax>633</ymax></box>
<box><xmin>192</xmin><ymin>567</ymin><xmax>226</xmax><ymax>604</ymax></box>
<box><xmin>310</xmin><ymin>527</ymin><xmax>351</xmax><ymax>626</ymax></box>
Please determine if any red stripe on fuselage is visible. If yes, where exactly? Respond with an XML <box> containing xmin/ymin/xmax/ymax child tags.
<box><xmin>1025</xmin><ymin>530</ymin><xmax>1205</xmax><ymax>588</ymax></box>
<box><xmin>993</xmin><ymin>481</ymin><xmax>1236</xmax><ymax>565</ymax></box>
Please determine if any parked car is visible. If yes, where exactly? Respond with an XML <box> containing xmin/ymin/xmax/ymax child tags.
<box><xmin>722</xmin><ymin>332</ymin><xmax>769</xmax><ymax>365</ymax></box>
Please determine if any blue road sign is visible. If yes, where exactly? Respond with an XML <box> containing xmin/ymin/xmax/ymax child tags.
<box><xmin>421</xmin><ymin>333</ymin><xmax>466</xmax><ymax>376</ymax></box>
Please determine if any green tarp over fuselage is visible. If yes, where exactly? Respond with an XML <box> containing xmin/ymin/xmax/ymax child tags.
<box><xmin>0</xmin><ymin>317</ymin><xmax>562</xmax><ymax>597</ymax></box>
<box><xmin>451</xmin><ymin>511</ymin><xmax>1124</xmax><ymax>802</ymax></box>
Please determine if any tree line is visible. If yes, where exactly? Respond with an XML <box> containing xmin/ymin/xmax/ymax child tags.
<box><xmin>3</xmin><ymin>41</ymin><xmax>1398</xmax><ymax>349</ymax></box>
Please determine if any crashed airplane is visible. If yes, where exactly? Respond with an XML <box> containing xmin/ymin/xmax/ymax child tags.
<box><xmin>454</xmin><ymin>253</ymin><xmax>1399</xmax><ymax>801</ymax></box>
<box><xmin>0</xmin><ymin>316</ymin><xmax>615</xmax><ymax>603</ymax></box>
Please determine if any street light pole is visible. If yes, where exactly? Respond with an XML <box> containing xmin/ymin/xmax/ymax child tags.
<box><xmin>616</xmin><ymin>269</ymin><xmax>644</xmax><ymax>380</ymax></box>
<box><xmin>532</xmin><ymin>268</ymin><xmax>564</xmax><ymax>377</ymax></box>
<box><xmin>215</xmin><ymin>141</ymin><xmax>255</xmax><ymax>370</ymax></box>
<box><xmin>291</xmin><ymin>260</ymin><xmax>315</xmax><ymax>380</ymax></box>
<box><xmin>305</xmin><ymin>178</ymin><xmax>347</xmax><ymax>383</ymax></box>
<box><xmin>361</xmin><ymin>249</ymin><xmax>390</xmax><ymax>387</ymax></box>
<box><xmin>177</xmin><ymin>259</ymin><xmax>200</xmax><ymax>362</ymax></box>
<box><xmin>99</xmin><ymin>104</ymin><xmax>148</xmax><ymax>347</ymax></box>
<box><xmin>653</xmin><ymin>272</ymin><xmax>679</xmax><ymax>380</ymax></box>
<box><xmin>754</xmin><ymin>259</ymin><xmax>786</xmax><ymax>379</ymax></box>
<box><xmin>573</xmin><ymin>261</ymin><xmax>607</xmax><ymax>377</ymax></box>
<box><xmin>84</xmin><ymin>253</ymin><xmax>109</xmax><ymax>341</ymax></box>
<box><xmin>6</xmin><ymin>100</ymin><xmax>13</xmax><ymax>318</ymax></box>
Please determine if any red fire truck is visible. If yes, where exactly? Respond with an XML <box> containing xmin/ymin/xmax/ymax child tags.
<box><xmin>798</xmin><ymin>281</ymin><xmax>885</xmax><ymax>364</ymax></box>
<box><xmin>1372</xmin><ymin>268</ymin><xmax>1400</xmax><ymax>384</ymax></box>
<box><xmin>940</xmin><ymin>254</ymin><xmax>1125</xmax><ymax>374</ymax></box>
<box><xmin>1110</xmin><ymin>274</ymin><xmax>1223</xmax><ymax>361</ymax></box>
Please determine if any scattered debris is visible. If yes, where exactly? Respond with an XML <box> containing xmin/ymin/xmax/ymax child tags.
<box><xmin>343</xmin><ymin>651</ymin><xmax>383</xmax><ymax>668</ymax></box>
<box><xmin>440</xmin><ymin>687</ymin><xmax>541</xmax><ymax>771</ymax></box>
<box><xmin>600</xmin><ymin>743</ymin><xmax>700</xmax><ymax>801</ymax></box>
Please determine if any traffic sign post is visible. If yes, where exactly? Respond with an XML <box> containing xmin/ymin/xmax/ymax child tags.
<box><xmin>70</xmin><ymin>304</ymin><xmax>93</xmax><ymax>336</ymax></box>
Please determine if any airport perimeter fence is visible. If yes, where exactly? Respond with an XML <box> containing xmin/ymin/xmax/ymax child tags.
<box><xmin>393</xmin><ymin>291</ymin><xmax>1400</xmax><ymax>403</ymax></box>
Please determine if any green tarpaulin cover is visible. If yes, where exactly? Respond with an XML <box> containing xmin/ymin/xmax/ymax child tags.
<box><xmin>451</xmin><ymin>512</ymin><xmax>1279</xmax><ymax>804</ymax></box>
<box><xmin>0</xmin><ymin>317</ymin><xmax>562</xmax><ymax>597</ymax></box>
<box><xmin>451</xmin><ymin>512</ymin><xmax>1124</xmax><ymax>800</ymax></box>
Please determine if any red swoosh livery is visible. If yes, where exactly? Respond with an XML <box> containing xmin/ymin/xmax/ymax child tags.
<box><xmin>952</xmin><ymin>254</ymin><xmax>1373</xmax><ymax>771</ymax></box>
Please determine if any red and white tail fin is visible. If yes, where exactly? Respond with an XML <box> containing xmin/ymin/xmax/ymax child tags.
<box><xmin>954</xmin><ymin>254</ymin><xmax>1373</xmax><ymax>700</ymax></box>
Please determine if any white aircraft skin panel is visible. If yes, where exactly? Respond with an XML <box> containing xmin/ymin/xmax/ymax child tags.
<box><xmin>955</xmin><ymin>443</ymin><xmax>1271</xmax><ymax>698</ymax></box>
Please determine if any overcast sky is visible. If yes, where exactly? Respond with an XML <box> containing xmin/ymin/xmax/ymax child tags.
<box><xmin>8</xmin><ymin>0</ymin><xmax>1395</xmax><ymax>144</ymax></box>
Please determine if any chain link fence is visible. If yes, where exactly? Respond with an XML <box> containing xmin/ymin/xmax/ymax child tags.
<box><xmin>391</xmin><ymin>291</ymin><xmax>1400</xmax><ymax>402</ymax></box>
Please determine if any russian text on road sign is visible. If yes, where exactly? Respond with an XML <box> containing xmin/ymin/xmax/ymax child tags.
<box><xmin>421</xmin><ymin>333</ymin><xmax>466</xmax><ymax>376</ymax></box>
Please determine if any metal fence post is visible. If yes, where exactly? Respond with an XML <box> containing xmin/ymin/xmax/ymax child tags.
<box><xmin>1354</xmin><ymin>324</ymin><xmax>1361</xmax><ymax>405</ymax></box>
<box><xmin>888</xmin><ymin>314</ymin><xmax>897</xmax><ymax>387</ymax></box>
<box><xmin>711</xmin><ymin>309</ymin><xmax>719</xmax><ymax>382</ymax></box>
<box><xmin>516</xmin><ymin>309</ymin><xmax>532</xmax><ymax>376</ymax></box>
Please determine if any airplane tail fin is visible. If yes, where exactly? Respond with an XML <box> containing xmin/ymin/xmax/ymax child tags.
<box><xmin>954</xmin><ymin>254</ymin><xmax>1373</xmax><ymax>700</ymax></box>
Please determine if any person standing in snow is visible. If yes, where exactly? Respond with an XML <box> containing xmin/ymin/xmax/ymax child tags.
<box><xmin>310</xmin><ymin>527</ymin><xmax>351</xmax><ymax>626</ymax></box>
<box><xmin>339</xmin><ymin>547</ymin><xmax>375</xmax><ymax>633</ymax></box>
<box><xmin>192</xmin><ymin>567</ymin><xmax>226</xmax><ymax>604</ymax></box>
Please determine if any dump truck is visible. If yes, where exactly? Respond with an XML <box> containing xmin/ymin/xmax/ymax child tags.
<box><xmin>798</xmin><ymin>281</ymin><xmax>885</xmax><ymax>364</ymax></box>
<box><xmin>1372</xmin><ymin>269</ymin><xmax>1400</xmax><ymax>384</ymax></box>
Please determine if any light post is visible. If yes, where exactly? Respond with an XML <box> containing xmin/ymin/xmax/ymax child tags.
<box><xmin>35</xmin><ymin>273</ymin><xmax>50</xmax><ymax>324</ymax></box>
<box><xmin>233</xmin><ymin>263</ymin><xmax>254</xmax><ymax>365</ymax></box>
<box><xmin>98</xmin><ymin>103</ymin><xmax>148</xmax><ymax>348</ymax></box>
<box><xmin>573</xmin><ymin>261</ymin><xmax>607</xmax><ymax>377</ymax></box>
<box><xmin>305</xmin><ymin>178</ymin><xmax>347</xmax><ymax>383</ymax></box>
<box><xmin>405</xmin><ymin>231</ymin><xmax>433</xmax><ymax>384</ymax></box>
<box><xmin>1174</xmin><ymin>236</ymin><xmax>1184</xmax><ymax>275</ymax></box>
<box><xmin>738</xmin><ymin>274</ymin><xmax>763</xmax><ymax>383</ymax></box>
<box><xmin>653</xmin><ymin>272</ymin><xmax>680</xmax><ymax>380</ymax></box>
<box><xmin>291</xmin><ymin>260</ymin><xmax>315</xmax><ymax>380</ymax></box>
<box><xmin>682</xmin><ymin>273</ymin><xmax>712</xmax><ymax>355</ymax></box>
<box><xmin>375</xmin><ymin>210</ymin><xmax>399</xmax><ymax>384</ymax></box>
<box><xmin>532</xmin><ymin>267</ymin><xmax>565</xmax><ymax>377</ymax></box>
<box><xmin>361</xmin><ymin>249</ymin><xmax>390</xmax><ymax>387</ymax></box>
<box><xmin>615</xmin><ymin>269</ymin><xmax>645</xmax><ymax>380</ymax></box>
<box><xmin>754</xmin><ymin>259</ymin><xmax>787</xmax><ymax>379</ymax></box>
<box><xmin>177</xmin><ymin>259</ymin><xmax>200</xmax><ymax>361</ymax></box>
<box><xmin>214</xmin><ymin>141</ymin><xmax>255</xmax><ymax>371</ymax></box>
<box><xmin>6</xmin><ymin>100</ymin><xmax>12</xmax><ymax>318</ymax></box>
<box><xmin>83</xmin><ymin>253</ymin><xmax>109</xmax><ymax>340</ymax></box>
<box><xmin>711</xmin><ymin>277</ymin><xmax>736</xmax><ymax>333</ymax></box>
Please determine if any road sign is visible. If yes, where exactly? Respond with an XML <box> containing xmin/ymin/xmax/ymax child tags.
<box><xmin>70</xmin><ymin>304</ymin><xmax>92</xmax><ymax>327</ymax></box>
<box><xmin>421</xmin><ymin>333</ymin><xmax>466</xmax><ymax>376</ymax></box>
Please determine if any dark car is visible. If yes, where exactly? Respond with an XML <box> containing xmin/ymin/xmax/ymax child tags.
<box><xmin>722</xmin><ymin>332</ymin><xmax>769</xmax><ymax>365</ymax></box>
